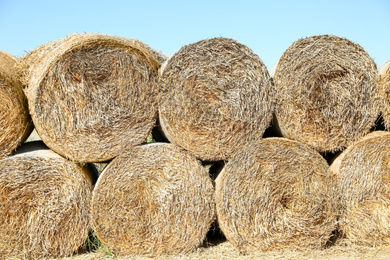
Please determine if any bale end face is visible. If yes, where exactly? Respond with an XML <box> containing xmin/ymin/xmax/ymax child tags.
<box><xmin>91</xmin><ymin>143</ymin><xmax>215</xmax><ymax>256</ymax></box>
<box><xmin>216</xmin><ymin>138</ymin><xmax>338</xmax><ymax>253</ymax></box>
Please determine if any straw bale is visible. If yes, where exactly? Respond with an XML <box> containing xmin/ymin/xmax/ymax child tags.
<box><xmin>215</xmin><ymin>137</ymin><xmax>338</xmax><ymax>253</ymax></box>
<box><xmin>379</xmin><ymin>60</ymin><xmax>390</xmax><ymax>127</ymax></box>
<box><xmin>0</xmin><ymin>142</ymin><xmax>94</xmax><ymax>259</ymax></box>
<box><xmin>0</xmin><ymin>50</ymin><xmax>32</xmax><ymax>158</ymax></box>
<box><xmin>273</xmin><ymin>34</ymin><xmax>380</xmax><ymax>153</ymax></box>
<box><xmin>330</xmin><ymin>131</ymin><xmax>390</xmax><ymax>246</ymax></box>
<box><xmin>159</xmin><ymin>37</ymin><xmax>275</xmax><ymax>161</ymax></box>
<box><xmin>91</xmin><ymin>143</ymin><xmax>215</xmax><ymax>256</ymax></box>
<box><xmin>20</xmin><ymin>33</ymin><xmax>162</xmax><ymax>162</ymax></box>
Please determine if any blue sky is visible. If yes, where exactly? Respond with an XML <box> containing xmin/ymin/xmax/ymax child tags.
<box><xmin>0</xmin><ymin>0</ymin><xmax>389</xmax><ymax>69</ymax></box>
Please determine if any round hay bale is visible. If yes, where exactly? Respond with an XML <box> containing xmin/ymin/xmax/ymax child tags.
<box><xmin>20</xmin><ymin>33</ymin><xmax>163</xmax><ymax>162</ymax></box>
<box><xmin>330</xmin><ymin>131</ymin><xmax>390</xmax><ymax>246</ymax></box>
<box><xmin>91</xmin><ymin>143</ymin><xmax>215</xmax><ymax>256</ymax></box>
<box><xmin>0</xmin><ymin>50</ymin><xmax>32</xmax><ymax>158</ymax></box>
<box><xmin>159</xmin><ymin>37</ymin><xmax>275</xmax><ymax>161</ymax></box>
<box><xmin>0</xmin><ymin>141</ymin><xmax>94</xmax><ymax>259</ymax></box>
<box><xmin>215</xmin><ymin>137</ymin><xmax>338</xmax><ymax>253</ymax></box>
<box><xmin>273</xmin><ymin>34</ymin><xmax>380</xmax><ymax>153</ymax></box>
<box><xmin>379</xmin><ymin>60</ymin><xmax>390</xmax><ymax>127</ymax></box>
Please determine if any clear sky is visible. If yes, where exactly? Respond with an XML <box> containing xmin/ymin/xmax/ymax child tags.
<box><xmin>0</xmin><ymin>0</ymin><xmax>389</xmax><ymax>70</ymax></box>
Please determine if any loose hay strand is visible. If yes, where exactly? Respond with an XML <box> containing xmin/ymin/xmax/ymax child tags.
<box><xmin>91</xmin><ymin>143</ymin><xmax>215</xmax><ymax>256</ymax></box>
<box><xmin>215</xmin><ymin>138</ymin><xmax>338</xmax><ymax>253</ymax></box>
<box><xmin>159</xmin><ymin>37</ymin><xmax>275</xmax><ymax>161</ymax></box>
<box><xmin>273</xmin><ymin>34</ymin><xmax>380</xmax><ymax>153</ymax></box>
<box><xmin>330</xmin><ymin>131</ymin><xmax>390</xmax><ymax>246</ymax></box>
<box><xmin>21</xmin><ymin>33</ymin><xmax>162</xmax><ymax>162</ymax></box>
<box><xmin>0</xmin><ymin>143</ymin><xmax>94</xmax><ymax>259</ymax></box>
<box><xmin>0</xmin><ymin>50</ymin><xmax>32</xmax><ymax>158</ymax></box>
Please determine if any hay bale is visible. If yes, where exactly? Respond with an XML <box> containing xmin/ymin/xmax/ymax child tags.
<box><xmin>0</xmin><ymin>141</ymin><xmax>94</xmax><ymax>259</ymax></box>
<box><xmin>379</xmin><ymin>60</ymin><xmax>390</xmax><ymax>127</ymax></box>
<box><xmin>91</xmin><ymin>143</ymin><xmax>215</xmax><ymax>256</ymax></box>
<box><xmin>20</xmin><ymin>33</ymin><xmax>163</xmax><ymax>162</ymax></box>
<box><xmin>159</xmin><ymin>37</ymin><xmax>275</xmax><ymax>161</ymax></box>
<box><xmin>0</xmin><ymin>50</ymin><xmax>32</xmax><ymax>158</ymax></box>
<box><xmin>215</xmin><ymin>137</ymin><xmax>338</xmax><ymax>253</ymax></box>
<box><xmin>273</xmin><ymin>34</ymin><xmax>380</xmax><ymax>153</ymax></box>
<box><xmin>330</xmin><ymin>131</ymin><xmax>390</xmax><ymax>246</ymax></box>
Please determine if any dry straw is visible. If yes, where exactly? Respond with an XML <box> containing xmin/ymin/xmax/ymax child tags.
<box><xmin>91</xmin><ymin>143</ymin><xmax>215</xmax><ymax>256</ymax></box>
<box><xmin>379</xmin><ymin>60</ymin><xmax>390</xmax><ymax>127</ymax></box>
<box><xmin>0</xmin><ymin>50</ymin><xmax>32</xmax><ymax>158</ymax></box>
<box><xmin>159</xmin><ymin>37</ymin><xmax>274</xmax><ymax>161</ymax></box>
<box><xmin>0</xmin><ymin>142</ymin><xmax>94</xmax><ymax>259</ymax></box>
<box><xmin>330</xmin><ymin>131</ymin><xmax>390</xmax><ymax>246</ymax></box>
<box><xmin>20</xmin><ymin>33</ymin><xmax>163</xmax><ymax>162</ymax></box>
<box><xmin>215</xmin><ymin>137</ymin><xmax>338</xmax><ymax>253</ymax></box>
<box><xmin>273</xmin><ymin>34</ymin><xmax>379</xmax><ymax>153</ymax></box>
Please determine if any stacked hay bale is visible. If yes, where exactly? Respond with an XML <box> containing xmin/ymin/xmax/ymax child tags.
<box><xmin>159</xmin><ymin>37</ymin><xmax>275</xmax><ymax>161</ymax></box>
<box><xmin>330</xmin><ymin>131</ymin><xmax>390</xmax><ymax>246</ymax></box>
<box><xmin>91</xmin><ymin>143</ymin><xmax>215</xmax><ymax>256</ymax></box>
<box><xmin>379</xmin><ymin>60</ymin><xmax>390</xmax><ymax>127</ymax></box>
<box><xmin>215</xmin><ymin>138</ymin><xmax>337</xmax><ymax>253</ymax></box>
<box><xmin>0</xmin><ymin>50</ymin><xmax>32</xmax><ymax>158</ymax></box>
<box><xmin>273</xmin><ymin>34</ymin><xmax>380</xmax><ymax>153</ymax></box>
<box><xmin>0</xmin><ymin>142</ymin><xmax>94</xmax><ymax>259</ymax></box>
<box><xmin>20</xmin><ymin>33</ymin><xmax>163</xmax><ymax>163</ymax></box>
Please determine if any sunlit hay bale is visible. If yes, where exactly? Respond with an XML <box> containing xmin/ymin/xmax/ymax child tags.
<box><xmin>215</xmin><ymin>138</ymin><xmax>338</xmax><ymax>253</ymax></box>
<box><xmin>330</xmin><ymin>131</ymin><xmax>390</xmax><ymax>246</ymax></box>
<box><xmin>379</xmin><ymin>60</ymin><xmax>390</xmax><ymax>127</ymax></box>
<box><xmin>0</xmin><ymin>141</ymin><xmax>94</xmax><ymax>259</ymax></box>
<box><xmin>159</xmin><ymin>37</ymin><xmax>275</xmax><ymax>161</ymax></box>
<box><xmin>91</xmin><ymin>143</ymin><xmax>215</xmax><ymax>256</ymax></box>
<box><xmin>273</xmin><ymin>34</ymin><xmax>380</xmax><ymax>153</ymax></box>
<box><xmin>0</xmin><ymin>50</ymin><xmax>32</xmax><ymax>158</ymax></box>
<box><xmin>20</xmin><ymin>33</ymin><xmax>162</xmax><ymax>162</ymax></box>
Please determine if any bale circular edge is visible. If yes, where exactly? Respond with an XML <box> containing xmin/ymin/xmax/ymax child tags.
<box><xmin>0</xmin><ymin>142</ymin><xmax>94</xmax><ymax>259</ymax></box>
<box><xmin>91</xmin><ymin>143</ymin><xmax>215</xmax><ymax>256</ymax></box>
<box><xmin>159</xmin><ymin>37</ymin><xmax>275</xmax><ymax>161</ymax></box>
<box><xmin>330</xmin><ymin>131</ymin><xmax>390</xmax><ymax>246</ymax></box>
<box><xmin>379</xmin><ymin>60</ymin><xmax>390</xmax><ymax>127</ymax></box>
<box><xmin>273</xmin><ymin>34</ymin><xmax>380</xmax><ymax>153</ymax></box>
<box><xmin>0</xmin><ymin>50</ymin><xmax>32</xmax><ymax>158</ymax></box>
<box><xmin>21</xmin><ymin>33</ymin><xmax>162</xmax><ymax>162</ymax></box>
<box><xmin>215</xmin><ymin>137</ymin><xmax>338</xmax><ymax>253</ymax></box>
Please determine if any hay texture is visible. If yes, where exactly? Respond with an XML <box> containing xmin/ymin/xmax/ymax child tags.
<box><xmin>273</xmin><ymin>34</ymin><xmax>379</xmax><ymax>153</ymax></box>
<box><xmin>379</xmin><ymin>60</ymin><xmax>390</xmax><ymax>127</ymax></box>
<box><xmin>0</xmin><ymin>50</ymin><xmax>32</xmax><ymax>158</ymax></box>
<box><xmin>159</xmin><ymin>37</ymin><xmax>274</xmax><ymax>161</ymax></box>
<box><xmin>91</xmin><ymin>143</ymin><xmax>215</xmax><ymax>256</ymax></box>
<box><xmin>20</xmin><ymin>33</ymin><xmax>162</xmax><ymax>162</ymax></box>
<box><xmin>215</xmin><ymin>138</ymin><xmax>337</xmax><ymax>253</ymax></box>
<box><xmin>0</xmin><ymin>142</ymin><xmax>94</xmax><ymax>259</ymax></box>
<box><xmin>330</xmin><ymin>131</ymin><xmax>390</xmax><ymax>246</ymax></box>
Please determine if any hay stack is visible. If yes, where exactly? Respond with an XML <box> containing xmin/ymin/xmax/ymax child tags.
<box><xmin>91</xmin><ymin>143</ymin><xmax>215</xmax><ymax>256</ymax></box>
<box><xmin>0</xmin><ymin>141</ymin><xmax>94</xmax><ymax>259</ymax></box>
<box><xmin>379</xmin><ymin>60</ymin><xmax>390</xmax><ymax>127</ymax></box>
<box><xmin>159</xmin><ymin>37</ymin><xmax>274</xmax><ymax>161</ymax></box>
<box><xmin>20</xmin><ymin>33</ymin><xmax>163</xmax><ymax>162</ymax></box>
<box><xmin>273</xmin><ymin>34</ymin><xmax>379</xmax><ymax>153</ymax></box>
<box><xmin>215</xmin><ymin>138</ymin><xmax>337</xmax><ymax>253</ymax></box>
<box><xmin>330</xmin><ymin>131</ymin><xmax>390</xmax><ymax>246</ymax></box>
<box><xmin>0</xmin><ymin>50</ymin><xmax>32</xmax><ymax>158</ymax></box>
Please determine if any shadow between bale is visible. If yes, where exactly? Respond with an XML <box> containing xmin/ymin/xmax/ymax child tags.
<box><xmin>159</xmin><ymin>37</ymin><xmax>275</xmax><ymax>161</ymax></box>
<box><xmin>215</xmin><ymin>138</ymin><xmax>338</xmax><ymax>254</ymax></box>
<box><xmin>273</xmin><ymin>34</ymin><xmax>380</xmax><ymax>153</ymax></box>
<box><xmin>0</xmin><ymin>50</ymin><xmax>32</xmax><ymax>158</ymax></box>
<box><xmin>0</xmin><ymin>142</ymin><xmax>94</xmax><ymax>259</ymax></box>
<box><xmin>19</xmin><ymin>33</ymin><xmax>163</xmax><ymax>163</ymax></box>
<box><xmin>91</xmin><ymin>143</ymin><xmax>215</xmax><ymax>256</ymax></box>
